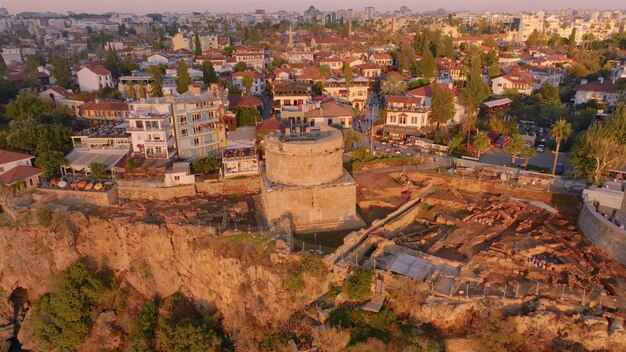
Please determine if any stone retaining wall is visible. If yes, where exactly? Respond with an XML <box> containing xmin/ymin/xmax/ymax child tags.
<box><xmin>578</xmin><ymin>201</ymin><xmax>626</xmax><ymax>266</ymax></box>
<box><xmin>117</xmin><ymin>184</ymin><xmax>197</xmax><ymax>201</ymax></box>
<box><xmin>196</xmin><ymin>177</ymin><xmax>261</xmax><ymax>196</ymax></box>
<box><xmin>38</xmin><ymin>187</ymin><xmax>118</xmax><ymax>207</ymax></box>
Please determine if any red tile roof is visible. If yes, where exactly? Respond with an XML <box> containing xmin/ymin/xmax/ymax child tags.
<box><xmin>304</xmin><ymin>101</ymin><xmax>354</xmax><ymax>118</ymax></box>
<box><xmin>49</xmin><ymin>86</ymin><xmax>74</xmax><ymax>98</ymax></box>
<box><xmin>78</xmin><ymin>99</ymin><xmax>129</xmax><ymax>111</ymax></box>
<box><xmin>407</xmin><ymin>83</ymin><xmax>460</xmax><ymax>98</ymax></box>
<box><xmin>228</xmin><ymin>93</ymin><xmax>263</xmax><ymax>108</ymax></box>
<box><xmin>85</xmin><ymin>65</ymin><xmax>111</xmax><ymax>76</ymax></box>
<box><xmin>6</xmin><ymin>71</ymin><xmax>50</xmax><ymax>82</ymax></box>
<box><xmin>0</xmin><ymin>149</ymin><xmax>34</xmax><ymax>165</ymax></box>
<box><xmin>576</xmin><ymin>79</ymin><xmax>620</xmax><ymax>94</ymax></box>
<box><xmin>0</xmin><ymin>165</ymin><xmax>43</xmax><ymax>184</ymax></box>
<box><xmin>256</xmin><ymin>116</ymin><xmax>290</xmax><ymax>132</ymax></box>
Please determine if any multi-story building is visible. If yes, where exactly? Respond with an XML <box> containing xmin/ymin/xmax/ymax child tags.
<box><xmin>304</xmin><ymin>100</ymin><xmax>354</xmax><ymax>128</ymax></box>
<box><xmin>231</xmin><ymin>70</ymin><xmax>267</xmax><ymax>96</ymax></box>
<box><xmin>172</xmin><ymin>32</ymin><xmax>191</xmax><ymax>51</ymax></box>
<box><xmin>77</xmin><ymin>65</ymin><xmax>114</xmax><ymax>92</ymax></box>
<box><xmin>272</xmin><ymin>82</ymin><xmax>311</xmax><ymax>123</ymax></box>
<box><xmin>172</xmin><ymin>84</ymin><xmax>228</xmax><ymax>159</ymax></box>
<box><xmin>407</xmin><ymin>83</ymin><xmax>464</xmax><ymax>125</ymax></box>
<box><xmin>233</xmin><ymin>46</ymin><xmax>265</xmax><ymax>69</ymax></box>
<box><xmin>383</xmin><ymin>96</ymin><xmax>431</xmax><ymax>138</ymax></box>
<box><xmin>78</xmin><ymin>99</ymin><xmax>129</xmax><ymax>121</ymax></box>
<box><xmin>574</xmin><ymin>78</ymin><xmax>624</xmax><ymax>108</ymax></box>
<box><xmin>127</xmin><ymin>99</ymin><xmax>177</xmax><ymax>159</ymax></box>
<box><xmin>435</xmin><ymin>58</ymin><xmax>465</xmax><ymax>82</ymax></box>
<box><xmin>491</xmin><ymin>71</ymin><xmax>533</xmax><ymax>95</ymax></box>
<box><xmin>322</xmin><ymin>76</ymin><xmax>370</xmax><ymax>112</ymax></box>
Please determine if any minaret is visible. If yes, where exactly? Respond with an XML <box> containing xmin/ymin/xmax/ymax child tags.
<box><xmin>348</xmin><ymin>9</ymin><xmax>353</xmax><ymax>38</ymax></box>
<box><xmin>288</xmin><ymin>24</ymin><xmax>294</xmax><ymax>48</ymax></box>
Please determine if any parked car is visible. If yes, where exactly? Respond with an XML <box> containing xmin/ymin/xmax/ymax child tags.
<box><xmin>536</xmin><ymin>144</ymin><xmax>545</xmax><ymax>152</ymax></box>
<box><xmin>555</xmin><ymin>163</ymin><xmax>564</xmax><ymax>174</ymax></box>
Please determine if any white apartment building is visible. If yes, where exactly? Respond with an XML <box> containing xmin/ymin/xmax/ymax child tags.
<box><xmin>127</xmin><ymin>99</ymin><xmax>177</xmax><ymax>159</ymax></box>
<box><xmin>77</xmin><ymin>65</ymin><xmax>113</xmax><ymax>92</ymax></box>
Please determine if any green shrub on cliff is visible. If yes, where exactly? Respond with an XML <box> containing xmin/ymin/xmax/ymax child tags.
<box><xmin>130</xmin><ymin>293</ymin><xmax>233</xmax><ymax>352</ymax></box>
<box><xmin>32</xmin><ymin>262</ymin><xmax>106</xmax><ymax>351</ymax></box>
<box><xmin>344</xmin><ymin>267</ymin><xmax>374</xmax><ymax>302</ymax></box>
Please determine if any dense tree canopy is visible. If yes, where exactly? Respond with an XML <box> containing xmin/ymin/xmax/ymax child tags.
<box><xmin>236</xmin><ymin>106</ymin><xmax>261</xmax><ymax>126</ymax></box>
<box><xmin>175</xmin><ymin>60</ymin><xmax>191</xmax><ymax>94</ymax></box>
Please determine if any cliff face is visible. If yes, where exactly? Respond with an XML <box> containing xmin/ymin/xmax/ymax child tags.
<box><xmin>0</xmin><ymin>211</ymin><xmax>333</xmax><ymax>350</ymax></box>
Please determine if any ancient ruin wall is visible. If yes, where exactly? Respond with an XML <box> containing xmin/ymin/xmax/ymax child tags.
<box><xmin>579</xmin><ymin>201</ymin><xmax>626</xmax><ymax>266</ymax></box>
<box><xmin>264</xmin><ymin>129</ymin><xmax>344</xmax><ymax>186</ymax></box>
<box><xmin>196</xmin><ymin>177</ymin><xmax>261</xmax><ymax>196</ymax></box>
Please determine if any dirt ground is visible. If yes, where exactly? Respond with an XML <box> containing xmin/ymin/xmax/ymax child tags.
<box><xmin>354</xmin><ymin>168</ymin><xmax>626</xmax><ymax>301</ymax></box>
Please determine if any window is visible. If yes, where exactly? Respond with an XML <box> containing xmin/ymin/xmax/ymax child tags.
<box><xmin>192</xmin><ymin>113</ymin><xmax>202</xmax><ymax>122</ymax></box>
<box><xmin>174</xmin><ymin>176</ymin><xmax>180</xmax><ymax>181</ymax></box>
<box><xmin>399</xmin><ymin>116</ymin><xmax>406</xmax><ymax>124</ymax></box>
<box><xmin>179</xmin><ymin>116</ymin><xmax>187</xmax><ymax>125</ymax></box>
<box><xmin>194</xmin><ymin>138</ymin><xmax>200</xmax><ymax>146</ymax></box>
<box><xmin>193</xmin><ymin>126</ymin><xmax>203</xmax><ymax>134</ymax></box>
<box><xmin>410</xmin><ymin>116</ymin><xmax>418</xmax><ymax>125</ymax></box>
<box><xmin>181</xmin><ymin>129</ymin><xmax>188</xmax><ymax>137</ymax></box>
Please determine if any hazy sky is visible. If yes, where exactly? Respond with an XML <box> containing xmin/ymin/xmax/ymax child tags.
<box><xmin>1</xmin><ymin>0</ymin><xmax>623</xmax><ymax>15</ymax></box>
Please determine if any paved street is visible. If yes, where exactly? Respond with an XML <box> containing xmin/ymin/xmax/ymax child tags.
<box><xmin>480</xmin><ymin>147</ymin><xmax>572</xmax><ymax>173</ymax></box>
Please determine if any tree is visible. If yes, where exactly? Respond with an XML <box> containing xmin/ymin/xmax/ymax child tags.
<box><xmin>342</xmin><ymin>129</ymin><xmax>363</xmax><ymax>150</ymax></box>
<box><xmin>460</xmin><ymin>59</ymin><xmax>490</xmax><ymax>148</ymax></box>
<box><xmin>344</xmin><ymin>267</ymin><xmax>374</xmax><ymax>302</ymax></box>
<box><xmin>398</xmin><ymin>41</ymin><xmax>416</xmax><ymax>74</ymax></box>
<box><xmin>472</xmin><ymin>131</ymin><xmax>491</xmax><ymax>157</ymax></box>
<box><xmin>175</xmin><ymin>59</ymin><xmax>191</xmax><ymax>94</ymax></box>
<box><xmin>430</xmin><ymin>84</ymin><xmax>455</xmax><ymax>128</ymax></box>
<box><xmin>202</xmin><ymin>61</ymin><xmax>218</xmax><ymax>86</ymax></box>
<box><xmin>89</xmin><ymin>162</ymin><xmax>108</xmax><ymax>178</ymax></box>
<box><xmin>471</xmin><ymin>310</ymin><xmax>524</xmax><ymax>352</ymax></box>
<box><xmin>23</xmin><ymin>55</ymin><xmax>44</xmax><ymax>73</ymax></box>
<box><xmin>50</xmin><ymin>56</ymin><xmax>75</xmax><ymax>90</ymax></box>
<box><xmin>342</xmin><ymin>63</ymin><xmax>353</xmax><ymax>88</ymax></box>
<box><xmin>549</xmin><ymin>118</ymin><xmax>573</xmax><ymax>175</ymax></box>
<box><xmin>313</xmin><ymin>327</ymin><xmax>350</xmax><ymax>352</ymax></box>
<box><xmin>36</xmin><ymin>150</ymin><xmax>68</xmax><ymax>178</ymax></box>
<box><xmin>571</xmin><ymin>108</ymin><xmax>626</xmax><ymax>184</ymax></box>
<box><xmin>192</xmin><ymin>157</ymin><xmax>221</xmax><ymax>174</ymax></box>
<box><xmin>236</xmin><ymin>106</ymin><xmax>261</xmax><ymax>126</ymax></box>
<box><xmin>104</xmin><ymin>47</ymin><xmax>122</xmax><ymax>79</ymax></box>
<box><xmin>381</xmin><ymin>75</ymin><xmax>407</xmax><ymax>96</ymax></box>
<box><xmin>193</xmin><ymin>30</ymin><xmax>202</xmax><ymax>56</ymax></box>
<box><xmin>241</xmin><ymin>74</ymin><xmax>253</xmax><ymax>94</ymax></box>
<box><xmin>0</xmin><ymin>79</ymin><xmax>18</xmax><ymax>104</ymax></box>
<box><xmin>525</xmin><ymin>29</ymin><xmax>543</xmax><ymax>47</ymax></box>
<box><xmin>5</xmin><ymin>94</ymin><xmax>51</xmax><ymax>122</ymax></box>
<box><xmin>33</xmin><ymin>262</ymin><xmax>106</xmax><ymax>351</ymax></box>
<box><xmin>568</xmin><ymin>28</ymin><xmax>577</xmax><ymax>57</ymax></box>
<box><xmin>147</xmin><ymin>65</ymin><xmax>165</xmax><ymax>97</ymax></box>
<box><xmin>120</xmin><ymin>56</ymin><xmax>139</xmax><ymax>76</ymax></box>
<box><xmin>442</xmin><ymin>35</ymin><xmax>455</xmax><ymax>58</ymax></box>
<box><xmin>319</xmin><ymin>65</ymin><xmax>331</xmax><ymax>79</ymax></box>
<box><xmin>506</xmin><ymin>133</ymin><xmax>526</xmax><ymax>164</ymax></box>
<box><xmin>535</xmin><ymin>85</ymin><xmax>561</xmax><ymax>107</ymax></box>
<box><xmin>418</xmin><ymin>49</ymin><xmax>436</xmax><ymax>79</ymax></box>
<box><xmin>233</xmin><ymin>62</ymin><xmax>248</xmax><ymax>72</ymax></box>
<box><xmin>520</xmin><ymin>146</ymin><xmax>537</xmax><ymax>168</ymax></box>
<box><xmin>0</xmin><ymin>54</ymin><xmax>6</xmax><ymax>77</ymax></box>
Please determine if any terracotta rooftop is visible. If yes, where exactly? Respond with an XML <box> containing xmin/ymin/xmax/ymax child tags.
<box><xmin>6</xmin><ymin>71</ymin><xmax>49</xmax><ymax>82</ymax></box>
<box><xmin>497</xmin><ymin>71</ymin><xmax>534</xmax><ymax>85</ymax></box>
<box><xmin>0</xmin><ymin>149</ymin><xmax>34</xmax><ymax>165</ymax></box>
<box><xmin>228</xmin><ymin>93</ymin><xmax>263</xmax><ymax>108</ymax></box>
<box><xmin>0</xmin><ymin>165</ymin><xmax>43</xmax><ymax>184</ymax></box>
<box><xmin>576</xmin><ymin>79</ymin><xmax>621</xmax><ymax>94</ymax></box>
<box><xmin>387</xmin><ymin>95</ymin><xmax>423</xmax><ymax>105</ymax></box>
<box><xmin>407</xmin><ymin>83</ymin><xmax>460</xmax><ymax>98</ymax></box>
<box><xmin>304</xmin><ymin>101</ymin><xmax>354</xmax><ymax>118</ymax></box>
<box><xmin>256</xmin><ymin>116</ymin><xmax>290</xmax><ymax>132</ymax></box>
<box><xmin>84</xmin><ymin>65</ymin><xmax>111</xmax><ymax>76</ymax></box>
<box><xmin>78</xmin><ymin>99</ymin><xmax>129</xmax><ymax>111</ymax></box>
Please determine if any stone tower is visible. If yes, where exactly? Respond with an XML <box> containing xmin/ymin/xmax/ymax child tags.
<box><xmin>260</xmin><ymin>126</ymin><xmax>363</xmax><ymax>233</ymax></box>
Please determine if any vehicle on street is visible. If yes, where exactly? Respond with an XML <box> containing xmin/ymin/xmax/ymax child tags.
<box><xmin>536</xmin><ymin>144</ymin><xmax>545</xmax><ymax>152</ymax></box>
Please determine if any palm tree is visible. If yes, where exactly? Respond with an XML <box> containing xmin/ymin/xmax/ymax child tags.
<box><xmin>550</xmin><ymin>118</ymin><xmax>573</xmax><ymax>175</ymax></box>
<box><xmin>381</xmin><ymin>75</ymin><xmax>407</xmax><ymax>96</ymax></box>
<box><xmin>472</xmin><ymin>131</ymin><xmax>491</xmax><ymax>158</ymax></box>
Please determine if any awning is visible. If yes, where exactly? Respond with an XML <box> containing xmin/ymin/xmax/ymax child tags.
<box><xmin>383</xmin><ymin>125</ymin><xmax>419</xmax><ymax>135</ymax></box>
<box><xmin>64</xmin><ymin>148</ymin><xmax>128</xmax><ymax>172</ymax></box>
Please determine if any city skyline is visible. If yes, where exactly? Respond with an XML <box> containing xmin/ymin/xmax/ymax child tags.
<box><xmin>1</xmin><ymin>0</ymin><xmax>624</xmax><ymax>15</ymax></box>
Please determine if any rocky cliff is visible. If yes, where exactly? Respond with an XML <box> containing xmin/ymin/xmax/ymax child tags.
<box><xmin>0</xmin><ymin>209</ymin><xmax>334</xmax><ymax>350</ymax></box>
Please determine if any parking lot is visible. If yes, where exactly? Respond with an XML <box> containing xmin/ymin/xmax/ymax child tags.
<box><xmin>480</xmin><ymin>146</ymin><xmax>572</xmax><ymax>174</ymax></box>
